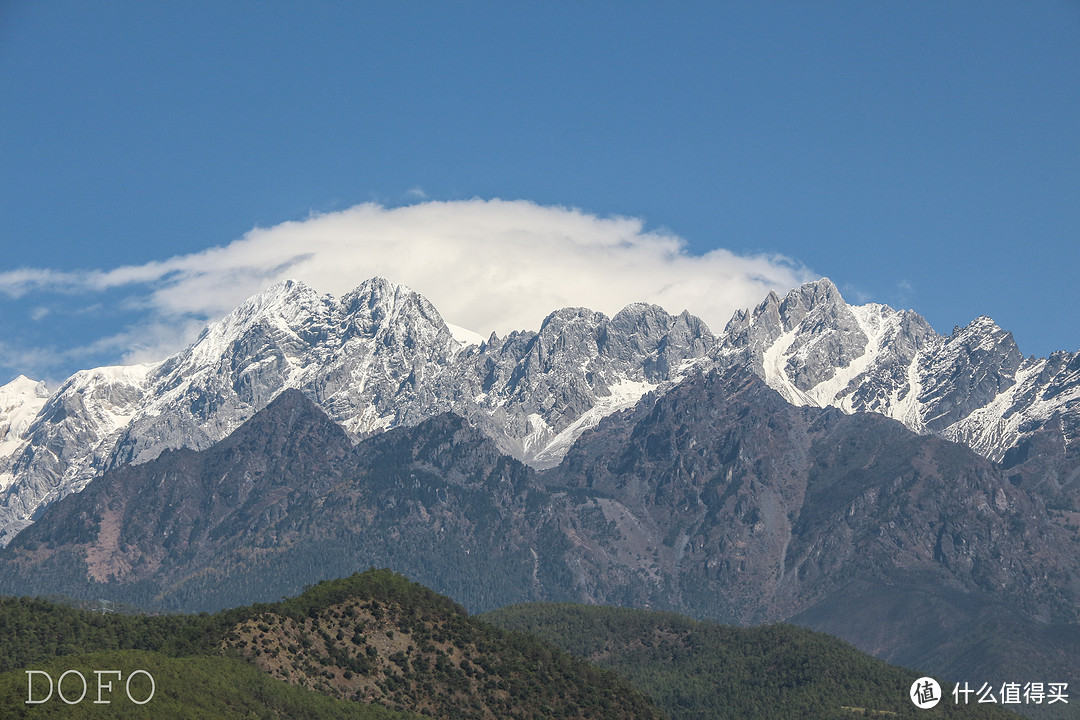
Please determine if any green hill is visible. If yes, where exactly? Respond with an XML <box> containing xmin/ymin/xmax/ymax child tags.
<box><xmin>481</xmin><ymin>603</ymin><xmax>1031</xmax><ymax>720</ymax></box>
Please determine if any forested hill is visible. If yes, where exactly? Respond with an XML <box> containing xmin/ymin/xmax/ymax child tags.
<box><xmin>0</xmin><ymin>569</ymin><xmax>661</xmax><ymax>720</ymax></box>
<box><xmin>481</xmin><ymin>603</ymin><xmax>1034</xmax><ymax>720</ymax></box>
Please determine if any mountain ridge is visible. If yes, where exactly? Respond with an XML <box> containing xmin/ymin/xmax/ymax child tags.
<box><xmin>1</xmin><ymin>275</ymin><xmax>1078</xmax><ymax>549</ymax></box>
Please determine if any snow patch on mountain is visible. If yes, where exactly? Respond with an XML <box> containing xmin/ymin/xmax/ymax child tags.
<box><xmin>0</xmin><ymin>376</ymin><xmax>51</xmax><ymax>491</ymax></box>
<box><xmin>888</xmin><ymin>350</ymin><xmax>926</xmax><ymax>432</ymax></box>
<box><xmin>446</xmin><ymin>322</ymin><xmax>487</xmax><ymax>347</ymax></box>
<box><xmin>530</xmin><ymin>376</ymin><xmax>659</xmax><ymax>470</ymax></box>
<box><xmin>805</xmin><ymin>304</ymin><xmax>889</xmax><ymax>409</ymax></box>
<box><xmin>761</xmin><ymin>327</ymin><xmax>813</xmax><ymax>407</ymax></box>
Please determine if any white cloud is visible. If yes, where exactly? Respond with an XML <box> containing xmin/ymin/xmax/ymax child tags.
<box><xmin>3</xmin><ymin>199</ymin><xmax>816</xmax><ymax>369</ymax></box>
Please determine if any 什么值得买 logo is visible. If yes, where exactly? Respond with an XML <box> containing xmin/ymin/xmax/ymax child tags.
<box><xmin>910</xmin><ymin>677</ymin><xmax>941</xmax><ymax>709</ymax></box>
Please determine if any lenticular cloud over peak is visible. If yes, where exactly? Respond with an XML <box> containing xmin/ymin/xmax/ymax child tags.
<box><xmin>1</xmin><ymin>199</ymin><xmax>814</xmax><ymax>376</ymax></box>
<box><xmin>198</xmin><ymin>199</ymin><xmax>813</xmax><ymax>333</ymax></box>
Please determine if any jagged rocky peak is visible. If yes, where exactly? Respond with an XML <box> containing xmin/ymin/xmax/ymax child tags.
<box><xmin>162</xmin><ymin>279</ymin><xmax>331</xmax><ymax>379</ymax></box>
<box><xmin>717</xmin><ymin>278</ymin><xmax>871</xmax><ymax>396</ymax></box>
<box><xmin>721</xmin><ymin>279</ymin><xmax>851</xmax><ymax>349</ymax></box>
<box><xmin>446</xmin><ymin>300</ymin><xmax>715</xmax><ymax>469</ymax></box>
<box><xmin>174</xmin><ymin>276</ymin><xmax>456</xmax><ymax>380</ymax></box>
<box><xmin>775</xmin><ymin>280</ymin><xmax>868</xmax><ymax>392</ymax></box>
<box><xmin>608</xmin><ymin>302</ymin><xmax>675</xmax><ymax>340</ymax></box>
<box><xmin>511</xmin><ymin>301</ymin><xmax>713</xmax><ymax>388</ymax></box>
<box><xmin>605</xmin><ymin>303</ymin><xmax>714</xmax><ymax>375</ymax></box>
<box><xmin>918</xmin><ymin>315</ymin><xmax>1025</xmax><ymax>431</ymax></box>
<box><xmin>129</xmin><ymin>277</ymin><xmax>461</xmax><ymax>459</ymax></box>
<box><xmin>340</xmin><ymin>276</ymin><xmax>456</xmax><ymax>343</ymax></box>
<box><xmin>211</xmin><ymin>278</ymin><xmax>328</xmax><ymax>335</ymax></box>
<box><xmin>776</xmin><ymin>277</ymin><xmax>849</xmax><ymax>330</ymax></box>
<box><xmin>533</xmin><ymin>307</ymin><xmax>609</xmax><ymax>359</ymax></box>
<box><xmin>720</xmin><ymin>290</ymin><xmax>781</xmax><ymax>352</ymax></box>
<box><xmin>0</xmin><ymin>375</ymin><xmax>50</xmax><ymax>403</ymax></box>
<box><xmin>478</xmin><ymin>306</ymin><xmax>639</xmax><ymax>428</ymax></box>
<box><xmin>945</xmin><ymin>315</ymin><xmax>1023</xmax><ymax>364</ymax></box>
<box><xmin>612</xmin><ymin>302</ymin><xmax>712</xmax><ymax>343</ymax></box>
<box><xmin>342</xmin><ymin>275</ymin><xmax>434</xmax><ymax>319</ymax></box>
<box><xmin>236</xmin><ymin>277</ymin><xmax>323</xmax><ymax>316</ymax></box>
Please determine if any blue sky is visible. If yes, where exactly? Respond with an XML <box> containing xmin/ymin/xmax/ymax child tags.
<box><xmin>1</xmin><ymin>1</ymin><xmax>1078</xmax><ymax>385</ymax></box>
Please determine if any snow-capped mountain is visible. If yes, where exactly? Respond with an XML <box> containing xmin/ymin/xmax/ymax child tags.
<box><xmin>716</xmin><ymin>278</ymin><xmax>1080</xmax><ymax>463</ymax></box>
<box><xmin>0</xmin><ymin>277</ymin><xmax>712</xmax><ymax>544</ymax></box>
<box><xmin>2</xmin><ymin>275</ymin><xmax>1078</xmax><ymax>546</ymax></box>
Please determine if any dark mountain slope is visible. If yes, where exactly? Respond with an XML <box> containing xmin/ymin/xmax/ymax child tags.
<box><xmin>544</xmin><ymin>368</ymin><xmax>1080</xmax><ymax>622</ymax></box>
<box><xmin>0</xmin><ymin>390</ymin><xmax>566</xmax><ymax>612</ymax></box>
<box><xmin>540</xmin><ymin>368</ymin><xmax>1080</xmax><ymax>691</ymax></box>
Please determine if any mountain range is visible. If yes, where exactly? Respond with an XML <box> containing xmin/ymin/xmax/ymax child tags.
<box><xmin>3</xmin><ymin>276</ymin><xmax>1078</xmax><ymax>546</ymax></box>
